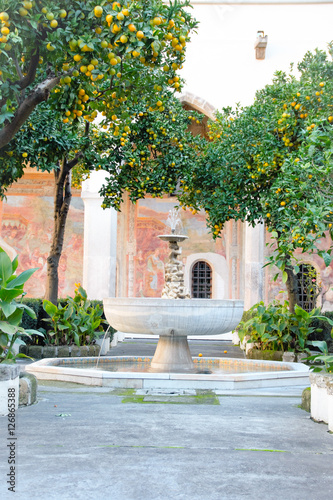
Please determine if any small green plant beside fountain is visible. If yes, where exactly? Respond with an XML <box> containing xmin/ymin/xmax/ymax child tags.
<box><xmin>0</xmin><ymin>248</ymin><xmax>43</xmax><ymax>363</ymax></box>
<box><xmin>43</xmin><ymin>285</ymin><xmax>107</xmax><ymax>347</ymax></box>
<box><xmin>235</xmin><ymin>300</ymin><xmax>333</xmax><ymax>360</ymax></box>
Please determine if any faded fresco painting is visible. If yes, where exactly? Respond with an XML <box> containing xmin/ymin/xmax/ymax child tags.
<box><xmin>133</xmin><ymin>198</ymin><xmax>226</xmax><ymax>297</ymax></box>
<box><xmin>1</xmin><ymin>196</ymin><xmax>84</xmax><ymax>298</ymax></box>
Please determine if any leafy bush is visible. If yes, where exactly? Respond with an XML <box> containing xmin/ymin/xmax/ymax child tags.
<box><xmin>307</xmin><ymin>339</ymin><xmax>333</xmax><ymax>373</ymax></box>
<box><xmin>0</xmin><ymin>248</ymin><xmax>43</xmax><ymax>363</ymax></box>
<box><xmin>21</xmin><ymin>298</ymin><xmax>44</xmax><ymax>329</ymax></box>
<box><xmin>43</xmin><ymin>286</ymin><xmax>109</xmax><ymax>346</ymax></box>
<box><xmin>234</xmin><ymin>300</ymin><xmax>333</xmax><ymax>354</ymax></box>
<box><xmin>308</xmin><ymin>311</ymin><xmax>333</xmax><ymax>352</ymax></box>
<box><xmin>21</xmin><ymin>296</ymin><xmax>113</xmax><ymax>346</ymax></box>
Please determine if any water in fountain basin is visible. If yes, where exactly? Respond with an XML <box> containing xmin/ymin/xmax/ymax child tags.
<box><xmin>67</xmin><ymin>356</ymin><xmax>292</xmax><ymax>375</ymax></box>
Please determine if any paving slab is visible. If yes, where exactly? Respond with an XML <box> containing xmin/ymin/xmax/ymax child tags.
<box><xmin>1</xmin><ymin>380</ymin><xmax>333</xmax><ymax>500</ymax></box>
<box><xmin>3</xmin><ymin>340</ymin><xmax>331</xmax><ymax>499</ymax></box>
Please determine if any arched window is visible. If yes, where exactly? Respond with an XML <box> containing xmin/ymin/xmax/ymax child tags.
<box><xmin>191</xmin><ymin>261</ymin><xmax>212</xmax><ymax>298</ymax></box>
<box><xmin>296</xmin><ymin>264</ymin><xmax>317</xmax><ymax>312</ymax></box>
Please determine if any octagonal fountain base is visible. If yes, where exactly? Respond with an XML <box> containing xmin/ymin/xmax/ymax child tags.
<box><xmin>25</xmin><ymin>356</ymin><xmax>310</xmax><ymax>390</ymax></box>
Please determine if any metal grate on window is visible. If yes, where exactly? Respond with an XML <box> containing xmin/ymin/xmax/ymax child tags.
<box><xmin>296</xmin><ymin>264</ymin><xmax>316</xmax><ymax>312</ymax></box>
<box><xmin>191</xmin><ymin>261</ymin><xmax>212</xmax><ymax>298</ymax></box>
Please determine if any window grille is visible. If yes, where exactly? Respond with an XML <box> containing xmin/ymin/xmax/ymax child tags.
<box><xmin>296</xmin><ymin>264</ymin><xmax>317</xmax><ymax>312</ymax></box>
<box><xmin>191</xmin><ymin>261</ymin><xmax>212</xmax><ymax>298</ymax></box>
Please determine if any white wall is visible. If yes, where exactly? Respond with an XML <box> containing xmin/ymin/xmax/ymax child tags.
<box><xmin>182</xmin><ymin>0</ymin><xmax>333</xmax><ymax>109</ymax></box>
<box><xmin>81</xmin><ymin>171</ymin><xmax>117</xmax><ymax>300</ymax></box>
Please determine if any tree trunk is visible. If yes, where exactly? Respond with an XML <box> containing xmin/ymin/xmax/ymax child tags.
<box><xmin>285</xmin><ymin>260</ymin><xmax>300</xmax><ymax>313</ymax></box>
<box><xmin>45</xmin><ymin>160</ymin><xmax>72</xmax><ymax>304</ymax></box>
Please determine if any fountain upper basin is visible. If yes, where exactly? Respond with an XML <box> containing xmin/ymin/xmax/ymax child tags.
<box><xmin>103</xmin><ymin>298</ymin><xmax>244</xmax><ymax>337</ymax></box>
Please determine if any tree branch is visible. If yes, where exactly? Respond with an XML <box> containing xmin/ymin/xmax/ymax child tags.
<box><xmin>0</xmin><ymin>47</ymin><xmax>40</xmax><ymax>110</ymax></box>
<box><xmin>0</xmin><ymin>75</ymin><xmax>61</xmax><ymax>149</ymax></box>
<box><xmin>13</xmin><ymin>57</ymin><xmax>24</xmax><ymax>81</ymax></box>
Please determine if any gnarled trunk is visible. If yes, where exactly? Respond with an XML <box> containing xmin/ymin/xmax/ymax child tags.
<box><xmin>284</xmin><ymin>259</ymin><xmax>300</xmax><ymax>313</ymax></box>
<box><xmin>45</xmin><ymin>159</ymin><xmax>72</xmax><ymax>304</ymax></box>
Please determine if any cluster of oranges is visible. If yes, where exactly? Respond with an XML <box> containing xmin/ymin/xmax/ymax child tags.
<box><xmin>0</xmin><ymin>10</ymin><xmax>11</xmax><ymax>49</ymax></box>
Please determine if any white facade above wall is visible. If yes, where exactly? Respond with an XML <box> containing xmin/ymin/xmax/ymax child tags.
<box><xmin>182</xmin><ymin>1</ymin><xmax>333</xmax><ymax>110</ymax></box>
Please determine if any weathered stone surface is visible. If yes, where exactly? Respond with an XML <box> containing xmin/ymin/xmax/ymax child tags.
<box><xmin>19</xmin><ymin>372</ymin><xmax>37</xmax><ymax>406</ymax></box>
<box><xmin>0</xmin><ymin>363</ymin><xmax>20</xmax><ymax>381</ymax></box>
<box><xmin>297</xmin><ymin>353</ymin><xmax>308</xmax><ymax>363</ymax></box>
<box><xmin>71</xmin><ymin>346</ymin><xmax>81</xmax><ymax>357</ymax></box>
<box><xmin>27</xmin><ymin>345</ymin><xmax>43</xmax><ymax>360</ymax></box>
<box><xmin>43</xmin><ymin>346</ymin><xmax>57</xmax><ymax>359</ymax></box>
<box><xmin>301</xmin><ymin>387</ymin><xmax>311</xmax><ymax>412</ymax></box>
<box><xmin>88</xmin><ymin>345</ymin><xmax>95</xmax><ymax>356</ymax></box>
<box><xmin>19</xmin><ymin>378</ymin><xmax>29</xmax><ymax>405</ymax></box>
<box><xmin>310</xmin><ymin>372</ymin><xmax>333</xmax><ymax>389</ymax></box>
<box><xmin>282</xmin><ymin>352</ymin><xmax>296</xmax><ymax>363</ymax></box>
<box><xmin>19</xmin><ymin>344</ymin><xmax>28</xmax><ymax>355</ymax></box>
<box><xmin>80</xmin><ymin>346</ymin><xmax>89</xmax><ymax>357</ymax></box>
<box><xmin>247</xmin><ymin>349</ymin><xmax>283</xmax><ymax>361</ymax></box>
<box><xmin>58</xmin><ymin>346</ymin><xmax>70</xmax><ymax>357</ymax></box>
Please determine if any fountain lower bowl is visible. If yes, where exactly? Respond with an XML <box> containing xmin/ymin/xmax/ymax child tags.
<box><xmin>25</xmin><ymin>356</ymin><xmax>310</xmax><ymax>390</ymax></box>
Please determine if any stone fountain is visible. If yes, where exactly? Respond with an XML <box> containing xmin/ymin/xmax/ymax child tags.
<box><xmin>103</xmin><ymin>208</ymin><xmax>244</xmax><ymax>372</ymax></box>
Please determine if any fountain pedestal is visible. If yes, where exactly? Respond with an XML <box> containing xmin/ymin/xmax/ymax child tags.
<box><xmin>150</xmin><ymin>335</ymin><xmax>195</xmax><ymax>373</ymax></box>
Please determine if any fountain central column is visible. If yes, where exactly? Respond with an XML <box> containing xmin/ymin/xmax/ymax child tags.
<box><xmin>149</xmin><ymin>233</ymin><xmax>194</xmax><ymax>372</ymax></box>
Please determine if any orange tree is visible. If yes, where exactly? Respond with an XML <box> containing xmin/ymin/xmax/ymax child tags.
<box><xmin>178</xmin><ymin>47</ymin><xmax>333</xmax><ymax>312</ymax></box>
<box><xmin>0</xmin><ymin>0</ymin><xmax>196</xmax><ymax>147</ymax></box>
<box><xmin>0</xmin><ymin>0</ymin><xmax>200</xmax><ymax>302</ymax></box>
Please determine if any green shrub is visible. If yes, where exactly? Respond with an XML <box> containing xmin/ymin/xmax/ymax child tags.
<box><xmin>309</xmin><ymin>312</ymin><xmax>333</xmax><ymax>352</ymax></box>
<box><xmin>42</xmin><ymin>286</ymin><xmax>112</xmax><ymax>346</ymax></box>
<box><xmin>19</xmin><ymin>294</ymin><xmax>115</xmax><ymax>346</ymax></box>
<box><xmin>234</xmin><ymin>301</ymin><xmax>333</xmax><ymax>354</ymax></box>
<box><xmin>0</xmin><ymin>248</ymin><xmax>43</xmax><ymax>363</ymax></box>
<box><xmin>21</xmin><ymin>298</ymin><xmax>43</xmax><ymax>330</ymax></box>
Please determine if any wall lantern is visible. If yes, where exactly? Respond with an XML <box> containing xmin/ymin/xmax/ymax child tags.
<box><xmin>255</xmin><ymin>31</ymin><xmax>268</xmax><ymax>60</ymax></box>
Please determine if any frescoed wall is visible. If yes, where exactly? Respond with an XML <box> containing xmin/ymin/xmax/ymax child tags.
<box><xmin>117</xmin><ymin>195</ymin><xmax>231</xmax><ymax>299</ymax></box>
<box><xmin>264</xmin><ymin>229</ymin><xmax>333</xmax><ymax>311</ymax></box>
<box><xmin>0</xmin><ymin>195</ymin><xmax>84</xmax><ymax>298</ymax></box>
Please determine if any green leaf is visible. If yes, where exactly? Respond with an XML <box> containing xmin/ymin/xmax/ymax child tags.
<box><xmin>92</xmin><ymin>319</ymin><xmax>101</xmax><ymax>330</ymax></box>
<box><xmin>7</xmin><ymin>308</ymin><xmax>23</xmax><ymax>326</ymax></box>
<box><xmin>15</xmin><ymin>303</ymin><xmax>37</xmax><ymax>319</ymax></box>
<box><xmin>6</xmin><ymin>268</ymin><xmax>38</xmax><ymax>289</ymax></box>
<box><xmin>0</xmin><ymin>321</ymin><xmax>18</xmax><ymax>335</ymax></box>
<box><xmin>25</xmin><ymin>329</ymin><xmax>44</xmax><ymax>337</ymax></box>
<box><xmin>74</xmin><ymin>332</ymin><xmax>80</xmax><ymax>347</ymax></box>
<box><xmin>78</xmin><ymin>286</ymin><xmax>87</xmax><ymax>299</ymax></box>
<box><xmin>12</xmin><ymin>255</ymin><xmax>18</xmax><ymax>273</ymax></box>
<box><xmin>282</xmin><ymin>271</ymin><xmax>288</xmax><ymax>284</ymax></box>
<box><xmin>256</xmin><ymin>324</ymin><xmax>266</xmax><ymax>336</ymax></box>
<box><xmin>308</xmin><ymin>340</ymin><xmax>328</xmax><ymax>353</ymax></box>
<box><xmin>0</xmin><ymin>287</ymin><xmax>24</xmax><ymax>302</ymax></box>
<box><xmin>43</xmin><ymin>300</ymin><xmax>58</xmax><ymax>317</ymax></box>
<box><xmin>0</xmin><ymin>251</ymin><xmax>13</xmax><ymax>284</ymax></box>
<box><xmin>0</xmin><ymin>302</ymin><xmax>16</xmax><ymax>318</ymax></box>
<box><xmin>294</xmin><ymin>305</ymin><xmax>309</xmax><ymax>319</ymax></box>
<box><xmin>57</xmin><ymin>324</ymin><xmax>70</xmax><ymax>331</ymax></box>
<box><xmin>322</xmin><ymin>252</ymin><xmax>332</xmax><ymax>267</ymax></box>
